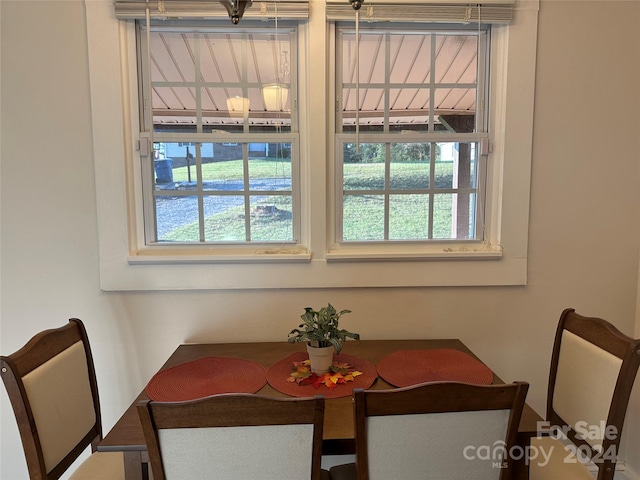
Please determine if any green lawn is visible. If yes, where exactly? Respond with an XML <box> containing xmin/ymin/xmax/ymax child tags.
<box><xmin>161</xmin><ymin>160</ymin><xmax>459</xmax><ymax>242</ymax></box>
<box><xmin>171</xmin><ymin>157</ymin><xmax>291</xmax><ymax>183</ymax></box>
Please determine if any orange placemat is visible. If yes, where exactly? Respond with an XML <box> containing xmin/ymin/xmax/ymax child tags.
<box><xmin>267</xmin><ymin>352</ymin><xmax>378</xmax><ymax>399</ymax></box>
<box><xmin>145</xmin><ymin>357</ymin><xmax>267</xmax><ymax>401</ymax></box>
<box><xmin>377</xmin><ymin>349</ymin><xmax>494</xmax><ymax>387</ymax></box>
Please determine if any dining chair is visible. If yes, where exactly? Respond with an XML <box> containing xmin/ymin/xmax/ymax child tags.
<box><xmin>0</xmin><ymin>318</ymin><xmax>124</xmax><ymax>480</ymax></box>
<box><xmin>137</xmin><ymin>393</ymin><xmax>330</xmax><ymax>480</ymax></box>
<box><xmin>528</xmin><ymin>308</ymin><xmax>640</xmax><ymax>480</ymax></box>
<box><xmin>330</xmin><ymin>381</ymin><xmax>529</xmax><ymax>480</ymax></box>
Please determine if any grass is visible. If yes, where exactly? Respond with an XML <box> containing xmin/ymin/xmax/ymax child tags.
<box><xmin>171</xmin><ymin>157</ymin><xmax>291</xmax><ymax>183</ymax></box>
<box><xmin>160</xmin><ymin>159</ymin><xmax>461</xmax><ymax>242</ymax></box>
<box><xmin>162</xmin><ymin>196</ymin><xmax>293</xmax><ymax>242</ymax></box>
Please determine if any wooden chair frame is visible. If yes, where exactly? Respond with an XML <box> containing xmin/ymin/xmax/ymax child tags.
<box><xmin>137</xmin><ymin>393</ymin><xmax>326</xmax><ymax>480</ymax></box>
<box><xmin>544</xmin><ymin>308</ymin><xmax>640</xmax><ymax>480</ymax></box>
<box><xmin>1</xmin><ymin>319</ymin><xmax>105</xmax><ymax>480</ymax></box>
<box><xmin>352</xmin><ymin>381</ymin><xmax>529</xmax><ymax>480</ymax></box>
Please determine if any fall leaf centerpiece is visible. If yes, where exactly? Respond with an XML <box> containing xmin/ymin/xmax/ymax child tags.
<box><xmin>287</xmin><ymin>304</ymin><xmax>360</xmax><ymax>375</ymax></box>
<box><xmin>286</xmin><ymin>358</ymin><xmax>363</xmax><ymax>390</ymax></box>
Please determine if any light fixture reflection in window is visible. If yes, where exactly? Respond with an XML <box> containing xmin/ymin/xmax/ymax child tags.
<box><xmin>262</xmin><ymin>84</ymin><xmax>288</xmax><ymax>112</ymax></box>
<box><xmin>226</xmin><ymin>96</ymin><xmax>250</xmax><ymax>118</ymax></box>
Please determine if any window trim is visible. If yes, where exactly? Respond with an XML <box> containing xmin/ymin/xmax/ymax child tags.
<box><xmin>86</xmin><ymin>0</ymin><xmax>538</xmax><ymax>290</ymax></box>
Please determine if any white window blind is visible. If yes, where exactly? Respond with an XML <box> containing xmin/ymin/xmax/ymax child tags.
<box><xmin>325</xmin><ymin>0</ymin><xmax>514</xmax><ymax>23</ymax></box>
<box><xmin>113</xmin><ymin>0</ymin><xmax>309</xmax><ymax>19</ymax></box>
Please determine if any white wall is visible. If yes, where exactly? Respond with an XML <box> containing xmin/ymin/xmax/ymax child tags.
<box><xmin>1</xmin><ymin>1</ymin><xmax>639</xmax><ymax>479</ymax></box>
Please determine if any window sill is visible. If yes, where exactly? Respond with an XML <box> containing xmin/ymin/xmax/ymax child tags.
<box><xmin>128</xmin><ymin>247</ymin><xmax>312</xmax><ymax>265</ymax></box>
<box><xmin>325</xmin><ymin>243</ymin><xmax>503</xmax><ymax>262</ymax></box>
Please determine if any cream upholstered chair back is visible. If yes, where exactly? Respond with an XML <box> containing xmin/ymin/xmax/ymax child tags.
<box><xmin>137</xmin><ymin>393</ymin><xmax>326</xmax><ymax>480</ymax></box>
<box><xmin>158</xmin><ymin>423</ymin><xmax>314</xmax><ymax>479</ymax></box>
<box><xmin>1</xmin><ymin>319</ymin><xmax>124</xmax><ymax>480</ymax></box>
<box><xmin>366</xmin><ymin>409</ymin><xmax>511</xmax><ymax>479</ymax></box>
<box><xmin>351</xmin><ymin>381</ymin><xmax>529</xmax><ymax>480</ymax></box>
<box><xmin>530</xmin><ymin>308</ymin><xmax>640</xmax><ymax>480</ymax></box>
<box><xmin>552</xmin><ymin>330</ymin><xmax>621</xmax><ymax>448</ymax></box>
<box><xmin>22</xmin><ymin>340</ymin><xmax>97</xmax><ymax>473</ymax></box>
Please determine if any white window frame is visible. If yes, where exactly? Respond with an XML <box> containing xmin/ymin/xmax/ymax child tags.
<box><xmin>86</xmin><ymin>0</ymin><xmax>539</xmax><ymax>290</ymax></box>
<box><xmin>329</xmin><ymin>24</ymin><xmax>490</xmax><ymax>251</ymax></box>
<box><xmin>138</xmin><ymin>23</ymin><xmax>303</xmax><ymax>248</ymax></box>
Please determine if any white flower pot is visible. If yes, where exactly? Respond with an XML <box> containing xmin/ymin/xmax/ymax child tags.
<box><xmin>306</xmin><ymin>343</ymin><xmax>335</xmax><ymax>375</ymax></box>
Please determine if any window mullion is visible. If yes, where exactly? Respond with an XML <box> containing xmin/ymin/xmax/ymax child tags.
<box><xmin>242</xmin><ymin>33</ymin><xmax>250</xmax><ymax>134</ymax></box>
<box><xmin>384</xmin><ymin>142</ymin><xmax>391</xmax><ymax>240</ymax></box>
<box><xmin>335</xmin><ymin>29</ymin><xmax>344</xmax><ymax>134</ymax></box>
<box><xmin>195</xmin><ymin>33</ymin><xmax>203</xmax><ymax>134</ymax></box>
<box><xmin>384</xmin><ymin>33</ymin><xmax>390</xmax><ymax>134</ymax></box>
<box><xmin>194</xmin><ymin>34</ymin><xmax>206</xmax><ymax>241</ymax></box>
<box><xmin>242</xmin><ymin>143</ymin><xmax>251</xmax><ymax>241</ymax></box>
<box><xmin>195</xmin><ymin>143</ymin><xmax>206</xmax><ymax>241</ymax></box>
<box><xmin>476</xmin><ymin>28</ymin><xmax>489</xmax><ymax>133</ymax></box>
<box><xmin>428</xmin><ymin>141</ymin><xmax>436</xmax><ymax>239</ymax></box>
<box><xmin>428</xmin><ymin>33</ymin><xmax>436</xmax><ymax>133</ymax></box>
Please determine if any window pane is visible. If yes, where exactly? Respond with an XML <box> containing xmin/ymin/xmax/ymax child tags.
<box><xmin>433</xmin><ymin>193</ymin><xmax>454</xmax><ymax>239</ymax></box>
<box><xmin>435</xmin><ymin>89</ymin><xmax>476</xmax><ymax>133</ymax></box>
<box><xmin>343</xmin><ymin>195</ymin><xmax>385</xmax><ymax>241</ymax></box>
<box><xmin>434</xmin><ymin>35</ymin><xmax>478</xmax><ymax>84</ymax></box>
<box><xmin>341</xmin><ymin>88</ymin><xmax>386</xmax><ymax>130</ymax></box>
<box><xmin>455</xmin><ymin>192</ymin><xmax>477</xmax><ymax>240</ymax></box>
<box><xmin>153</xmin><ymin>148</ymin><xmax>176</xmax><ymax>185</ymax></box>
<box><xmin>343</xmin><ymin>143</ymin><xmax>385</xmax><ymax>190</ymax></box>
<box><xmin>389</xmin><ymin>88</ymin><xmax>430</xmax><ymax>127</ymax></box>
<box><xmin>201</xmin><ymin>143</ymin><xmax>244</xmax><ymax>191</ymax></box>
<box><xmin>248</xmin><ymin>144</ymin><xmax>292</xmax><ymax>191</ymax></box>
<box><xmin>434</xmin><ymin>157</ymin><xmax>453</xmax><ymax>189</ymax></box>
<box><xmin>249</xmin><ymin>196</ymin><xmax>293</xmax><ymax>242</ymax></box>
<box><xmin>389</xmin><ymin>194</ymin><xmax>429</xmax><ymax>240</ymax></box>
<box><xmin>389</xmin><ymin>35</ymin><xmax>432</xmax><ymax>84</ymax></box>
<box><xmin>390</xmin><ymin>143</ymin><xmax>430</xmax><ymax>190</ymax></box>
<box><xmin>204</xmin><ymin>195</ymin><xmax>246</xmax><ymax>242</ymax></box>
<box><xmin>152</xmin><ymin>87</ymin><xmax>198</xmax><ymax>130</ymax></box>
<box><xmin>342</xmin><ymin>33</ymin><xmax>387</xmax><ymax>83</ymax></box>
<box><xmin>433</xmin><ymin>192</ymin><xmax>477</xmax><ymax>240</ymax></box>
<box><xmin>156</xmin><ymin>195</ymin><xmax>200</xmax><ymax>242</ymax></box>
<box><xmin>150</xmin><ymin>32</ymin><xmax>196</xmax><ymax>83</ymax></box>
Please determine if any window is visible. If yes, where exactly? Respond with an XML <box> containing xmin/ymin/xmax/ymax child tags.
<box><xmin>138</xmin><ymin>23</ymin><xmax>300</xmax><ymax>246</ymax></box>
<box><xmin>333</xmin><ymin>26</ymin><xmax>489</xmax><ymax>245</ymax></box>
<box><xmin>88</xmin><ymin>0</ymin><xmax>539</xmax><ymax>290</ymax></box>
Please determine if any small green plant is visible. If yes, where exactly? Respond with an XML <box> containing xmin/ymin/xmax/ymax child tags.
<box><xmin>287</xmin><ymin>304</ymin><xmax>360</xmax><ymax>353</ymax></box>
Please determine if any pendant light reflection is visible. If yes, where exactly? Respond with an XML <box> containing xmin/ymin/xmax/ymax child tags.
<box><xmin>262</xmin><ymin>48</ymin><xmax>290</xmax><ymax>112</ymax></box>
<box><xmin>262</xmin><ymin>84</ymin><xmax>289</xmax><ymax>112</ymax></box>
<box><xmin>226</xmin><ymin>96</ymin><xmax>250</xmax><ymax>119</ymax></box>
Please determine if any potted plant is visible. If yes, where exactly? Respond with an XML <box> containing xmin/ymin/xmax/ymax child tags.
<box><xmin>287</xmin><ymin>304</ymin><xmax>360</xmax><ymax>374</ymax></box>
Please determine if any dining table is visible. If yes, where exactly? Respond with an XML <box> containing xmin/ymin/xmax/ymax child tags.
<box><xmin>98</xmin><ymin>339</ymin><xmax>542</xmax><ymax>480</ymax></box>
